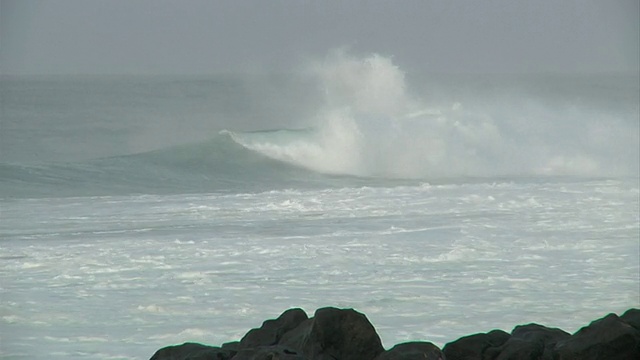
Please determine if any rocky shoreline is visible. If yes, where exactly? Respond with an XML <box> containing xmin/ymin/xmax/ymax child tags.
<box><xmin>150</xmin><ymin>307</ymin><xmax>639</xmax><ymax>360</ymax></box>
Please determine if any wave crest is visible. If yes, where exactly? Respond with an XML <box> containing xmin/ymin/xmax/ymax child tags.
<box><xmin>225</xmin><ymin>50</ymin><xmax>639</xmax><ymax>179</ymax></box>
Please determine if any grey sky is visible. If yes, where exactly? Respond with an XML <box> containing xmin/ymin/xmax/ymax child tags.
<box><xmin>1</xmin><ymin>0</ymin><xmax>638</xmax><ymax>75</ymax></box>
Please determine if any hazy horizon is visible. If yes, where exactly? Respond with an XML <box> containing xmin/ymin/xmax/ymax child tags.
<box><xmin>2</xmin><ymin>0</ymin><xmax>639</xmax><ymax>76</ymax></box>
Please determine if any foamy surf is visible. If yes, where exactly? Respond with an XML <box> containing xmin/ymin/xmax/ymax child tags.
<box><xmin>219</xmin><ymin>51</ymin><xmax>639</xmax><ymax>179</ymax></box>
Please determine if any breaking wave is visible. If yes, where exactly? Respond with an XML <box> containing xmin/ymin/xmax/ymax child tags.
<box><xmin>1</xmin><ymin>50</ymin><xmax>638</xmax><ymax>198</ymax></box>
<box><xmin>223</xmin><ymin>50</ymin><xmax>639</xmax><ymax>179</ymax></box>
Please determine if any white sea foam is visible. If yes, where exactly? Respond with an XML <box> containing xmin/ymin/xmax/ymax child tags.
<box><xmin>7</xmin><ymin>178</ymin><xmax>635</xmax><ymax>358</ymax></box>
<box><xmin>225</xmin><ymin>51</ymin><xmax>639</xmax><ymax>178</ymax></box>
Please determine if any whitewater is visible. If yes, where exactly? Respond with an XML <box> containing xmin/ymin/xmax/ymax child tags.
<box><xmin>1</xmin><ymin>52</ymin><xmax>639</xmax><ymax>359</ymax></box>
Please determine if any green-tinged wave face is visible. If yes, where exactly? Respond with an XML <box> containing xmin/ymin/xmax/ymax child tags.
<box><xmin>0</xmin><ymin>132</ymin><xmax>355</xmax><ymax>198</ymax></box>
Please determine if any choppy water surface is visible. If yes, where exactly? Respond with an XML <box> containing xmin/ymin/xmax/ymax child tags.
<box><xmin>2</xmin><ymin>179</ymin><xmax>638</xmax><ymax>359</ymax></box>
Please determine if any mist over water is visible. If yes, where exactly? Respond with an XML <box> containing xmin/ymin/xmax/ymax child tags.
<box><xmin>228</xmin><ymin>51</ymin><xmax>639</xmax><ymax>179</ymax></box>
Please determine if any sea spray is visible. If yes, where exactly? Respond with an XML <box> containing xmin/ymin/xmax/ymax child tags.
<box><xmin>225</xmin><ymin>50</ymin><xmax>639</xmax><ymax>178</ymax></box>
<box><xmin>225</xmin><ymin>51</ymin><xmax>507</xmax><ymax>178</ymax></box>
<box><xmin>223</xmin><ymin>112</ymin><xmax>366</xmax><ymax>176</ymax></box>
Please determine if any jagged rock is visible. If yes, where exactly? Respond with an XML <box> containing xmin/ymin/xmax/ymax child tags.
<box><xmin>442</xmin><ymin>329</ymin><xmax>511</xmax><ymax>360</ymax></box>
<box><xmin>239</xmin><ymin>308</ymin><xmax>309</xmax><ymax>349</ymax></box>
<box><xmin>231</xmin><ymin>345</ymin><xmax>306</xmax><ymax>360</ymax></box>
<box><xmin>621</xmin><ymin>308</ymin><xmax>640</xmax><ymax>331</ymax></box>
<box><xmin>222</xmin><ymin>341</ymin><xmax>241</xmax><ymax>353</ymax></box>
<box><xmin>230</xmin><ymin>307</ymin><xmax>384</xmax><ymax>359</ymax></box>
<box><xmin>554</xmin><ymin>313</ymin><xmax>640</xmax><ymax>360</ymax></box>
<box><xmin>374</xmin><ymin>341</ymin><xmax>444</xmax><ymax>360</ymax></box>
<box><xmin>149</xmin><ymin>308</ymin><xmax>640</xmax><ymax>360</ymax></box>
<box><xmin>489</xmin><ymin>324</ymin><xmax>570</xmax><ymax>360</ymax></box>
<box><xmin>150</xmin><ymin>342</ymin><xmax>234</xmax><ymax>360</ymax></box>
<box><xmin>287</xmin><ymin>307</ymin><xmax>385</xmax><ymax>360</ymax></box>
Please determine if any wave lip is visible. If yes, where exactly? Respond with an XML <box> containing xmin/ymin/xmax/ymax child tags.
<box><xmin>221</xmin><ymin>111</ymin><xmax>368</xmax><ymax>177</ymax></box>
<box><xmin>0</xmin><ymin>134</ymin><xmax>329</xmax><ymax>198</ymax></box>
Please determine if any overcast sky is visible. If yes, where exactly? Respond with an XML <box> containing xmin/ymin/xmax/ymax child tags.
<box><xmin>1</xmin><ymin>0</ymin><xmax>638</xmax><ymax>75</ymax></box>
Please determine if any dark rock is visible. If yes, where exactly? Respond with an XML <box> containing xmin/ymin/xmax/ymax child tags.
<box><xmin>554</xmin><ymin>313</ymin><xmax>640</xmax><ymax>360</ymax></box>
<box><xmin>621</xmin><ymin>308</ymin><xmax>640</xmax><ymax>331</ymax></box>
<box><xmin>278</xmin><ymin>318</ymin><xmax>314</xmax><ymax>351</ymax></box>
<box><xmin>510</xmin><ymin>323</ymin><xmax>570</xmax><ymax>343</ymax></box>
<box><xmin>374</xmin><ymin>341</ymin><xmax>444</xmax><ymax>360</ymax></box>
<box><xmin>442</xmin><ymin>329</ymin><xmax>511</xmax><ymax>360</ymax></box>
<box><xmin>283</xmin><ymin>307</ymin><xmax>385</xmax><ymax>360</ymax></box>
<box><xmin>231</xmin><ymin>345</ymin><xmax>307</xmax><ymax>360</ymax></box>
<box><xmin>488</xmin><ymin>339</ymin><xmax>539</xmax><ymax>360</ymax></box>
<box><xmin>149</xmin><ymin>308</ymin><xmax>640</xmax><ymax>360</ymax></box>
<box><xmin>222</xmin><ymin>342</ymin><xmax>241</xmax><ymax>353</ymax></box>
<box><xmin>235</xmin><ymin>307</ymin><xmax>384</xmax><ymax>359</ymax></box>
<box><xmin>149</xmin><ymin>342</ymin><xmax>234</xmax><ymax>360</ymax></box>
<box><xmin>239</xmin><ymin>308</ymin><xmax>309</xmax><ymax>349</ymax></box>
<box><xmin>488</xmin><ymin>323</ymin><xmax>570</xmax><ymax>360</ymax></box>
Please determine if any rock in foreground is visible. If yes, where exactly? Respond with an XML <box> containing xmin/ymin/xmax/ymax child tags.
<box><xmin>150</xmin><ymin>307</ymin><xmax>639</xmax><ymax>360</ymax></box>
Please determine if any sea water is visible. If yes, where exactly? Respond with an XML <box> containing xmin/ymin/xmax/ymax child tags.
<box><xmin>1</xmin><ymin>53</ymin><xmax>639</xmax><ymax>359</ymax></box>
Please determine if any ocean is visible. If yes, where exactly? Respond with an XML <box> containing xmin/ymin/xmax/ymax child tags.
<box><xmin>1</xmin><ymin>54</ymin><xmax>639</xmax><ymax>359</ymax></box>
